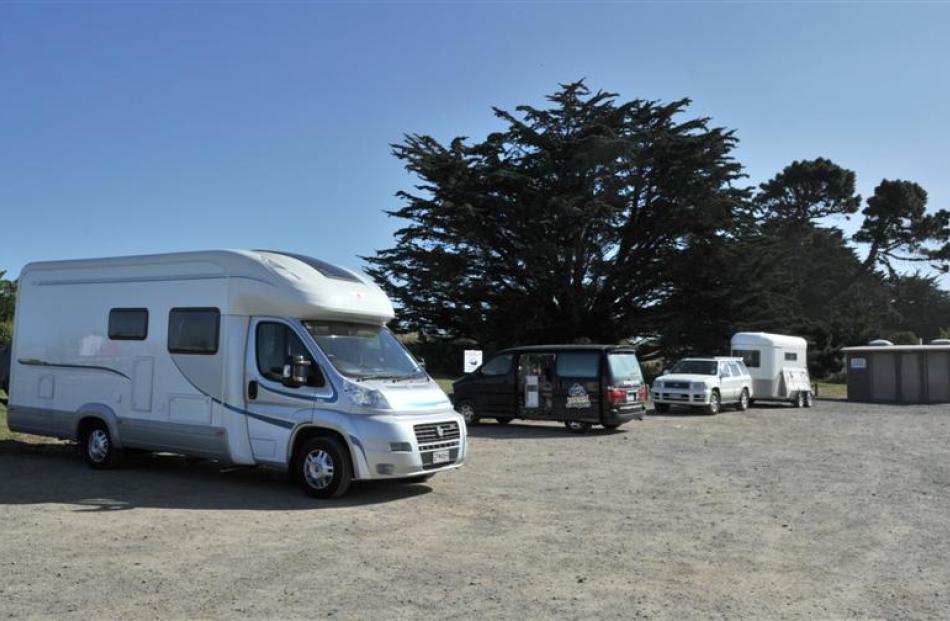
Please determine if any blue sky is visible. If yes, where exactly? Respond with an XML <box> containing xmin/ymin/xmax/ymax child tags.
<box><xmin>1</xmin><ymin>1</ymin><xmax>948</xmax><ymax>281</ymax></box>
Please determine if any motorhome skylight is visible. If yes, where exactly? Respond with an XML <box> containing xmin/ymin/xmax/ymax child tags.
<box><xmin>259</xmin><ymin>251</ymin><xmax>362</xmax><ymax>283</ymax></box>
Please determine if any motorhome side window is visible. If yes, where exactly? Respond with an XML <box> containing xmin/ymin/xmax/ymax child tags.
<box><xmin>167</xmin><ymin>308</ymin><xmax>220</xmax><ymax>354</ymax></box>
<box><xmin>481</xmin><ymin>354</ymin><xmax>513</xmax><ymax>376</ymax></box>
<box><xmin>108</xmin><ymin>308</ymin><xmax>148</xmax><ymax>340</ymax></box>
<box><xmin>733</xmin><ymin>349</ymin><xmax>760</xmax><ymax>368</ymax></box>
<box><xmin>256</xmin><ymin>322</ymin><xmax>324</xmax><ymax>387</ymax></box>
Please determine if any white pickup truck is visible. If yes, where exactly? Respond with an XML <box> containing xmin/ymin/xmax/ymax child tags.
<box><xmin>651</xmin><ymin>357</ymin><xmax>753</xmax><ymax>414</ymax></box>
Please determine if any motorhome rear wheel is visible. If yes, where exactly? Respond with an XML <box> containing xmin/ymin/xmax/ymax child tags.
<box><xmin>80</xmin><ymin>420</ymin><xmax>123</xmax><ymax>470</ymax></box>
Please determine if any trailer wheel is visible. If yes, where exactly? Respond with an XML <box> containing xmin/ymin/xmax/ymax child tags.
<box><xmin>80</xmin><ymin>420</ymin><xmax>123</xmax><ymax>469</ymax></box>
<box><xmin>736</xmin><ymin>389</ymin><xmax>750</xmax><ymax>411</ymax></box>
<box><xmin>564</xmin><ymin>420</ymin><xmax>592</xmax><ymax>434</ymax></box>
<box><xmin>793</xmin><ymin>391</ymin><xmax>806</xmax><ymax>408</ymax></box>
<box><xmin>705</xmin><ymin>390</ymin><xmax>721</xmax><ymax>415</ymax></box>
<box><xmin>804</xmin><ymin>391</ymin><xmax>815</xmax><ymax>408</ymax></box>
<box><xmin>457</xmin><ymin>402</ymin><xmax>479</xmax><ymax>426</ymax></box>
<box><xmin>294</xmin><ymin>436</ymin><xmax>352</xmax><ymax>499</ymax></box>
<box><xmin>654</xmin><ymin>402</ymin><xmax>670</xmax><ymax>414</ymax></box>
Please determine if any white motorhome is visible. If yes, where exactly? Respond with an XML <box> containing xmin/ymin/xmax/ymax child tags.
<box><xmin>6</xmin><ymin>250</ymin><xmax>466</xmax><ymax>498</ymax></box>
<box><xmin>730</xmin><ymin>332</ymin><xmax>813</xmax><ymax>407</ymax></box>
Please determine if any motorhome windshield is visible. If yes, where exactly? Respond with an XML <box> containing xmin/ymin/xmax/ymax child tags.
<box><xmin>303</xmin><ymin>321</ymin><xmax>423</xmax><ymax>380</ymax></box>
<box><xmin>671</xmin><ymin>360</ymin><xmax>718</xmax><ymax>375</ymax></box>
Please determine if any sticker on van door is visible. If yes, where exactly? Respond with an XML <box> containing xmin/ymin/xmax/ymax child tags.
<box><xmin>566</xmin><ymin>383</ymin><xmax>591</xmax><ymax>408</ymax></box>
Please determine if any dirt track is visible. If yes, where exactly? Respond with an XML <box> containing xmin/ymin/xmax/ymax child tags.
<box><xmin>2</xmin><ymin>399</ymin><xmax>949</xmax><ymax>619</ymax></box>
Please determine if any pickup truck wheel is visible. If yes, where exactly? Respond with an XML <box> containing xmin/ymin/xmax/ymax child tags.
<box><xmin>294</xmin><ymin>437</ymin><xmax>352</xmax><ymax>499</ymax></box>
<box><xmin>80</xmin><ymin>421</ymin><xmax>123</xmax><ymax>470</ymax></box>
<box><xmin>564</xmin><ymin>420</ymin><xmax>592</xmax><ymax>434</ymax></box>
<box><xmin>457</xmin><ymin>402</ymin><xmax>479</xmax><ymax>426</ymax></box>
<box><xmin>737</xmin><ymin>389</ymin><xmax>750</xmax><ymax>411</ymax></box>
<box><xmin>654</xmin><ymin>402</ymin><xmax>670</xmax><ymax>414</ymax></box>
<box><xmin>705</xmin><ymin>390</ymin><xmax>721</xmax><ymax>415</ymax></box>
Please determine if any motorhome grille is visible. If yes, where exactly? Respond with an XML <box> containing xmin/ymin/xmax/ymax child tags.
<box><xmin>414</xmin><ymin>422</ymin><xmax>460</xmax><ymax>444</ymax></box>
<box><xmin>666</xmin><ymin>381</ymin><xmax>690</xmax><ymax>389</ymax></box>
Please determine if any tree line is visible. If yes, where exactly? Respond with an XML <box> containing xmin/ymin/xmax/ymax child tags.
<box><xmin>366</xmin><ymin>81</ymin><xmax>950</xmax><ymax>377</ymax></box>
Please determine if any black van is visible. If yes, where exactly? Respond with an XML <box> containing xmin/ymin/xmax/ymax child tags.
<box><xmin>451</xmin><ymin>345</ymin><xmax>647</xmax><ymax>433</ymax></box>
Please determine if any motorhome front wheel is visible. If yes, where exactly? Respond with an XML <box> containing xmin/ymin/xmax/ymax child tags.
<box><xmin>294</xmin><ymin>437</ymin><xmax>352</xmax><ymax>499</ymax></box>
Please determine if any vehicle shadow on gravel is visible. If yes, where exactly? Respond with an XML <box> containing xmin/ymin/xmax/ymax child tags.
<box><xmin>0</xmin><ymin>440</ymin><xmax>432</xmax><ymax>511</ymax></box>
<box><xmin>467</xmin><ymin>422</ymin><xmax>627</xmax><ymax>439</ymax></box>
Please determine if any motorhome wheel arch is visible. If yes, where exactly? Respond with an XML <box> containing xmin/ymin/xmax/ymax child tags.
<box><xmin>451</xmin><ymin>345</ymin><xmax>647</xmax><ymax>433</ymax></box>
<box><xmin>6</xmin><ymin>250</ymin><xmax>466</xmax><ymax>498</ymax></box>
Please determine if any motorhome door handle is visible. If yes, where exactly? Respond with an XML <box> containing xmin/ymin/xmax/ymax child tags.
<box><xmin>248</xmin><ymin>380</ymin><xmax>258</xmax><ymax>400</ymax></box>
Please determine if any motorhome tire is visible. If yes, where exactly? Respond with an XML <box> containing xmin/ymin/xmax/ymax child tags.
<box><xmin>496</xmin><ymin>417</ymin><xmax>513</xmax><ymax>425</ymax></box>
<box><xmin>294</xmin><ymin>436</ymin><xmax>352</xmax><ymax>499</ymax></box>
<box><xmin>564</xmin><ymin>420</ymin><xmax>592</xmax><ymax>434</ymax></box>
<box><xmin>804</xmin><ymin>391</ymin><xmax>815</xmax><ymax>408</ymax></box>
<box><xmin>737</xmin><ymin>389</ymin><xmax>750</xmax><ymax>411</ymax></box>
<box><xmin>654</xmin><ymin>403</ymin><xmax>670</xmax><ymax>414</ymax></box>
<box><xmin>80</xmin><ymin>420</ymin><xmax>123</xmax><ymax>469</ymax></box>
<box><xmin>706</xmin><ymin>390</ymin><xmax>721</xmax><ymax>415</ymax></box>
<box><xmin>457</xmin><ymin>402</ymin><xmax>479</xmax><ymax>426</ymax></box>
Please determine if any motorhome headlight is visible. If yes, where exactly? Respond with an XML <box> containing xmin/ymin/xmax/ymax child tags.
<box><xmin>343</xmin><ymin>383</ymin><xmax>391</xmax><ymax>409</ymax></box>
<box><xmin>691</xmin><ymin>382</ymin><xmax>707</xmax><ymax>391</ymax></box>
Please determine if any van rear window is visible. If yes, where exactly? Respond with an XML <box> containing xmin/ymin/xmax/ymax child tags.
<box><xmin>607</xmin><ymin>352</ymin><xmax>643</xmax><ymax>384</ymax></box>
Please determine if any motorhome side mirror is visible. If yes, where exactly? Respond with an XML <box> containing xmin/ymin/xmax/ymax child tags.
<box><xmin>283</xmin><ymin>354</ymin><xmax>311</xmax><ymax>387</ymax></box>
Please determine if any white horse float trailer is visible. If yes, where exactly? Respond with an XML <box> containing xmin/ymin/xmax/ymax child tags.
<box><xmin>730</xmin><ymin>332</ymin><xmax>814</xmax><ymax>407</ymax></box>
<box><xmin>7</xmin><ymin>250</ymin><xmax>466</xmax><ymax>498</ymax></box>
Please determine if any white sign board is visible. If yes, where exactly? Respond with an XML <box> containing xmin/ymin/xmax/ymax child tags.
<box><xmin>463</xmin><ymin>349</ymin><xmax>483</xmax><ymax>374</ymax></box>
<box><xmin>850</xmin><ymin>357</ymin><xmax>867</xmax><ymax>369</ymax></box>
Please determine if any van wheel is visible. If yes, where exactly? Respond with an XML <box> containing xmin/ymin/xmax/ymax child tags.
<box><xmin>457</xmin><ymin>402</ymin><xmax>479</xmax><ymax>426</ymax></box>
<box><xmin>564</xmin><ymin>421</ymin><xmax>592</xmax><ymax>434</ymax></box>
<box><xmin>793</xmin><ymin>391</ymin><xmax>806</xmax><ymax>408</ymax></box>
<box><xmin>737</xmin><ymin>389</ymin><xmax>750</xmax><ymax>411</ymax></box>
<box><xmin>80</xmin><ymin>421</ymin><xmax>123</xmax><ymax>469</ymax></box>
<box><xmin>804</xmin><ymin>391</ymin><xmax>815</xmax><ymax>408</ymax></box>
<box><xmin>705</xmin><ymin>390</ymin><xmax>721</xmax><ymax>415</ymax></box>
<box><xmin>496</xmin><ymin>417</ymin><xmax>513</xmax><ymax>425</ymax></box>
<box><xmin>654</xmin><ymin>403</ymin><xmax>670</xmax><ymax>414</ymax></box>
<box><xmin>294</xmin><ymin>437</ymin><xmax>352</xmax><ymax>499</ymax></box>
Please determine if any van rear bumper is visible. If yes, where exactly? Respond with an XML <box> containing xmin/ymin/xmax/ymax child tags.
<box><xmin>603</xmin><ymin>403</ymin><xmax>645</xmax><ymax>425</ymax></box>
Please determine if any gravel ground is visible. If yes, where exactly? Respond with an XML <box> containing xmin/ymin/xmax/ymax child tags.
<box><xmin>2</xmin><ymin>399</ymin><xmax>949</xmax><ymax>620</ymax></box>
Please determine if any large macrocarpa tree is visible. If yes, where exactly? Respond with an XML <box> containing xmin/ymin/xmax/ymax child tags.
<box><xmin>365</xmin><ymin>81</ymin><xmax>750</xmax><ymax>347</ymax></box>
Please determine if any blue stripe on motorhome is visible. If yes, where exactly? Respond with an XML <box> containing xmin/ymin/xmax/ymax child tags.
<box><xmin>258</xmin><ymin>382</ymin><xmax>338</xmax><ymax>403</ymax></box>
<box><xmin>17</xmin><ymin>359</ymin><xmax>131</xmax><ymax>380</ymax></box>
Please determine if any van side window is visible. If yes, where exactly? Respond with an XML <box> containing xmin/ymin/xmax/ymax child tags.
<box><xmin>256</xmin><ymin>322</ymin><xmax>324</xmax><ymax>387</ymax></box>
<box><xmin>727</xmin><ymin>362</ymin><xmax>743</xmax><ymax>376</ymax></box>
<box><xmin>719</xmin><ymin>363</ymin><xmax>733</xmax><ymax>377</ymax></box>
<box><xmin>168</xmin><ymin>308</ymin><xmax>220</xmax><ymax>355</ymax></box>
<box><xmin>784</xmin><ymin>352</ymin><xmax>798</xmax><ymax>361</ymax></box>
<box><xmin>481</xmin><ymin>354</ymin><xmax>513</xmax><ymax>376</ymax></box>
<box><xmin>732</xmin><ymin>349</ymin><xmax>760</xmax><ymax>368</ymax></box>
<box><xmin>109</xmin><ymin>308</ymin><xmax>148</xmax><ymax>340</ymax></box>
<box><xmin>555</xmin><ymin>352</ymin><xmax>600</xmax><ymax>379</ymax></box>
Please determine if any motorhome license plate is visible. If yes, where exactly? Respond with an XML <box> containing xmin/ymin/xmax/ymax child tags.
<box><xmin>432</xmin><ymin>449</ymin><xmax>450</xmax><ymax>464</ymax></box>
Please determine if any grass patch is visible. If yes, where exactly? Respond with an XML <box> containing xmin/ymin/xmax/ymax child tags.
<box><xmin>0</xmin><ymin>391</ymin><xmax>51</xmax><ymax>443</ymax></box>
<box><xmin>816</xmin><ymin>381</ymin><xmax>847</xmax><ymax>400</ymax></box>
<box><xmin>434</xmin><ymin>377</ymin><xmax>457</xmax><ymax>395</ymax></box>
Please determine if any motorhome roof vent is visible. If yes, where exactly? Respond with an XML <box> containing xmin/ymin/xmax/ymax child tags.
<box><xmin>868</xmin><ymin>339</ymin><xmax>894</xmax><ymax>346</ymax></box>
<box><xmin>931</xmin><ymin>339</ymin><xmax>950</xmax><ymax>346</ymax></box>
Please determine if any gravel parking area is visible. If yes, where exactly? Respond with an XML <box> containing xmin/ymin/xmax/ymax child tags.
<box><xmin>2</xmin><ymin>399</ymin><xmax>949</xmax><ymax>619</ymax></box>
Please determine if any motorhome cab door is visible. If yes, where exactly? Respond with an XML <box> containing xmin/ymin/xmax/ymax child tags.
<box><xmin>244</xmin><ymin>319</ymin><xmax>328</xmax><ymax>464</ymax></box>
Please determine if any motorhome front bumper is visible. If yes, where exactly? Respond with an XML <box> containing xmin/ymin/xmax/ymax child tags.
<box><xmin>347</xmin><ymin>412</ymin><xmax>467</xmax><ymax>480</ymax></box>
